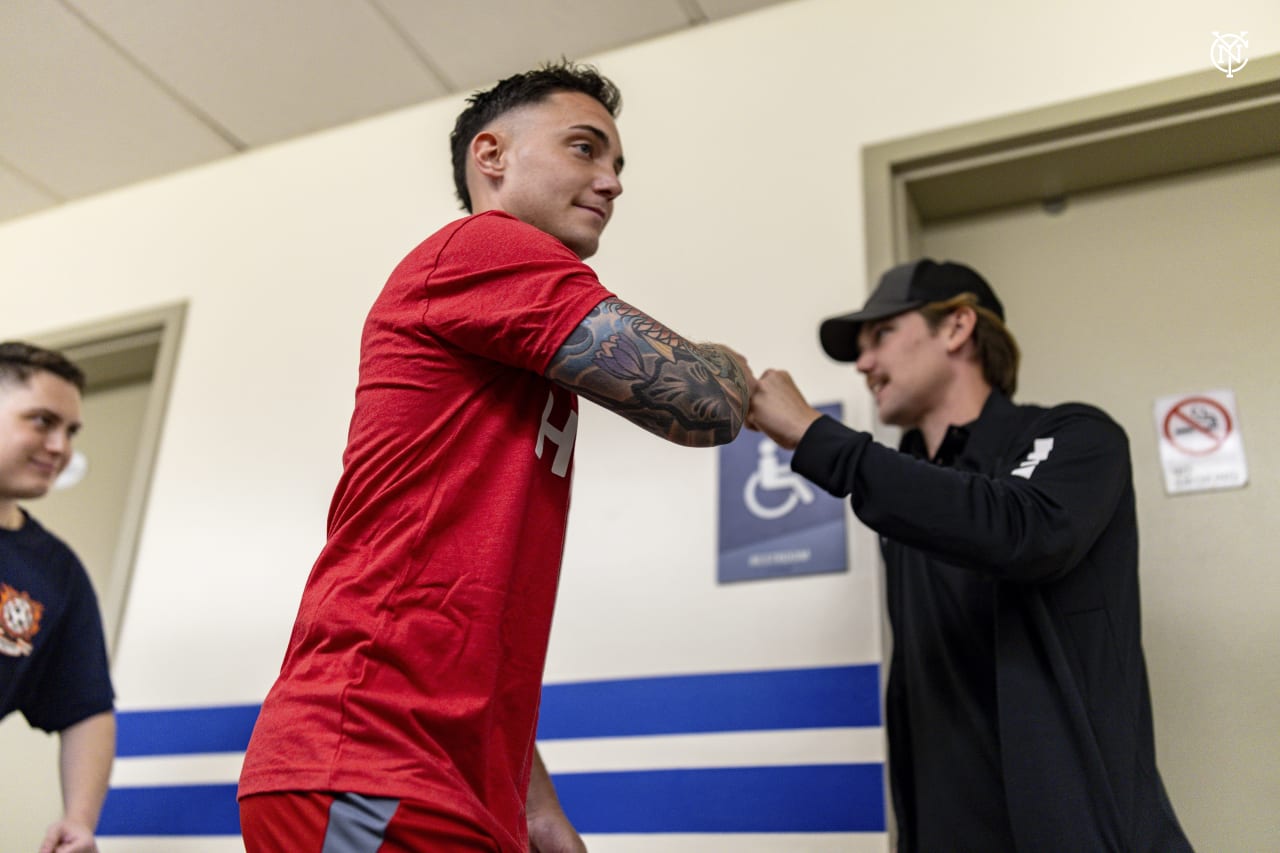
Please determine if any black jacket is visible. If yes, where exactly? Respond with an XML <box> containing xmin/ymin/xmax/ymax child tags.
<box><xmin>792</xmin><ymin>391</ymin><xmax>1192</xmax><ymax>852</ymax></box>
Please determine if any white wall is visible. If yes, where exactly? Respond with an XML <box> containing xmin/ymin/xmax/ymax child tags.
<box><xmin>2</xmin><ymin>0</ymin><xmax>1276</xmax><ymax>849</ymax></box>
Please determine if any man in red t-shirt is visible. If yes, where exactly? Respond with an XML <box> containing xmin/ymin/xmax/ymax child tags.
<box><xmin>239</xmin><ymin>62</ymin><xmax>753</xmax><ymax>852</ymax></box>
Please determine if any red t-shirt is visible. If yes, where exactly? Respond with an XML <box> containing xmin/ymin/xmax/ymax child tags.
<box><xmin>239</xmin><ymin>212</ymin><xmax>612</xmax><ymax>850</ymax></box>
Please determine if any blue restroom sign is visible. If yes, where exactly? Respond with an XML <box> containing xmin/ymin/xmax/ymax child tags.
<box><xmin>717</xmin><ymin>402</ymin><xmax>848</xmax><ymax>583</ymax></box>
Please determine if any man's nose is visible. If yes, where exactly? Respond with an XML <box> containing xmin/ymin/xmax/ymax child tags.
<box><xmin>45</xmin><ymin>429</ymin><xmax>72</xmax><ymax>455</ymax></box>
<box><xmin>596</xmin><ymin>169</ymin><xmax>622</xmax><ymax>200</ymax></box>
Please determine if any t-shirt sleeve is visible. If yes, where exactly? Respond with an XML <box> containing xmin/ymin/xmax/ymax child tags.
<box><xmin>21</xmin><ymin>555</ymin><xmax>115</xmax><ymax>733</ymax></box>
<box><xmin>422</xmin><ymin>214</ymin><xmax>613</xmax><ymax>374</ymax></box>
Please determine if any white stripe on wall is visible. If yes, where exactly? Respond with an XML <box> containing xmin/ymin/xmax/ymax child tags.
<box><xmin>108</xmin><ymin>726</ymin><xmax>885</xmax><ymax>789</ymax></box>
<box><xmin>110</xmin><ymin>752</ymin><xmax>245</xmax><ymax>787</ymax></box>
<box><xmin>541</xmin><ymin>727</ymin><xmax>886</xmax><ymax>773</ymax></box>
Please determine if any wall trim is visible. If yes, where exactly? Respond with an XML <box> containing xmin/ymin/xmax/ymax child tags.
<box><xmin>33</xmin><ymin>302</ymin><xmax>187</xmax><ymax>655</ymax></box>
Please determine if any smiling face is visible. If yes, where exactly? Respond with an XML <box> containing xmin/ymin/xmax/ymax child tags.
<box><xmin>854</xmin><ymin>310</ymin><xmax>956</xmax><ymax>429</ymax></box>
<box><xmin>469</xmin><ymin>90</ymin><xmax>624</xmax><ymax>259</ymax></box>
<box><xmin>0</xmin><ymin>371</ymin><xmax>82</xmax><ymax>521</ymax></box>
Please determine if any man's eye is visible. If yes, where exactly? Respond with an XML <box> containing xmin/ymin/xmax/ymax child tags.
<box><xmin>573</xmin><ymin>142</ymin><xmax>593</xmax><ymax>155</ymax></box>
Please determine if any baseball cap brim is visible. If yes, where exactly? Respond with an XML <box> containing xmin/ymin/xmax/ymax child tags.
<box><xmin>819</xmin><ymin>300</ymin><xmax>924</xmax><ymax>362</ymax></box>
<box><xmin>818</xmin><ymin>259</ymin><xmax>1002</xmax><ymax>362</ymax></box>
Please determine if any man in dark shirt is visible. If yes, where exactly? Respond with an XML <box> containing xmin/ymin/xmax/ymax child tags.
<box><xmin>745</xmin><ymin>260</ymin><xmax>1192</xmax><ymax>851</ymax></box>
<box><xmin>1</xmin><ymin>341</ymin><xmax>116</xmax><ymax>853</ymax></box>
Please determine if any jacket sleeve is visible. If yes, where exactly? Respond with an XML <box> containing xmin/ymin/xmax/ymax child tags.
<box><xmin>789</xmin><ymin>406</ymin><xmax>1132</xmax><ymax>583</ymax></box>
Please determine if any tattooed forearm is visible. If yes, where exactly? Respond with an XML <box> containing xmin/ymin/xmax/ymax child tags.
<box><xmin>547</xmin><ymin>298</ymin><xmax>748</xmax><ymax>447</ymax></box>
<box><xmin>693</xmin><ymin>342</ymin><xmax>751</xmax><ymax>424</ymax></box>
<box><xmin>610</xmin><ymin>300</ymin><xmax>694</xmax><ymax>351</ymax></box>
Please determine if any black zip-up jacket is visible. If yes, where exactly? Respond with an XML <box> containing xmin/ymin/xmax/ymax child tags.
<box><xmin>791</xmin><ymin>391</ymin><xmax>1193</xmax><ymax>852</ymax></box>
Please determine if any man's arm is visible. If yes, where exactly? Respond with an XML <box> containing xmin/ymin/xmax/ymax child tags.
<box><xmin>794</xmin><ymin>409</ymin><xmax>1130</xmax><ymax>583</ymax></box>
<box><xmin>526</xmin><ymin>747</ymin><xmax>586</xmax><ymax>853</ymax></box>
<box><xmin>750</xmin><ymin>370</ymin><xmax>1132</xmax><ymax>584</ymax></box>
<box><xmin>40</xmin><ymin>710</ymin><xmax>115</xmax><ymax>853</ymax></box>
<box><xmin>746</xmin><ymin>368</ymin><xmax>824</xmax><ymax>449</ymax></box>
<box><xmin>546</xmin><ymin>297</ymin><xmax>752</xmax><ymax>447</ymax></box>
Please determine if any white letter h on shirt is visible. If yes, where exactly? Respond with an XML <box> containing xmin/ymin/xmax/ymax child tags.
<box><xmin>535</xmin><ymin>391</ymin><xmax>577</xmax><ymax>478</ymax></box>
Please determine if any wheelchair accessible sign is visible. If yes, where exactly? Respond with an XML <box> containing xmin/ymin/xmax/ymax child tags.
<box><xmin>717</xmin><ymin>402</ymin><xmax>847</xmax><ymax>583</ymax></box>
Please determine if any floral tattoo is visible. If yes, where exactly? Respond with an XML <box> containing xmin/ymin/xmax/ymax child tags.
<box><xmin>547</xmin><ymin>298</ymin><xmax>748</xmax><ymax>446</ymax></box>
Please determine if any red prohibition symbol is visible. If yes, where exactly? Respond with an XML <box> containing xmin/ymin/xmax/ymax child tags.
<box><xmin>1162</xmin><ymin>396</ymin><xmax>1232</xmax><ymax>457</ymax></box>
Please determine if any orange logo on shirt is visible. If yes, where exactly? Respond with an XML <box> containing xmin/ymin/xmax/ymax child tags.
<box><xmin>0</xmin><ymin>583</ymin><xmax>43</xmax><ymax>657</ymax></box>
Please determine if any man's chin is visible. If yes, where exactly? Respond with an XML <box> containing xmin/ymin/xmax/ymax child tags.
<box><xmin>558</xmin><ymin>218</ymin><xmax>604</xmax><ymax>260</ymax></box>
<box><xmin>566</xmin><ymin>236</ymin><xmax>599</xmax><ymax>260</ymax></box>
<box><xmin>876</xmin><ymin>407</ymin><xmax>910</xmax><ymax>429</ymax></box>
<box><xmin>11</xmin><ymin>480</ymin><xmax>54</xmax><ymax>500</ymax></box>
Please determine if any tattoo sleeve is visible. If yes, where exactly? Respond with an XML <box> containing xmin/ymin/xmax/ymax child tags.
<box><xmin>546</xmin><ymin>297</ymin><xmax>749</xmax><ymax>447</ymax></box>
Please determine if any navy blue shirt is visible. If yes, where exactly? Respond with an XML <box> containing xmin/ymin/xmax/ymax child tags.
<box><xmin>1</xmin><ymin>510</ymin><xmax>114</xmax><ymax>732</ymax></box>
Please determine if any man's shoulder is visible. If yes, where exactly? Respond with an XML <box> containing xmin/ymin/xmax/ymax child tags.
<box><xmin>0</xmin><ymin>514</ymin><xmax>96</xmax><ymax>649</ymax></box>
<box><xmin>1020</xmin><ymin>399</ymin><xmax>1120</xmax><ymax>427</ymax></box>
<box><xmin>1008</xmin><ymin>398</ymin><xmax>1128</xmax><ymax>449</ymax></box>
<box><xmin>431</xmin><ymin>211</ymin><xmax>580</xmax><ymax>262</ymax></box>
<box><xmin>3</xmin><ymin>511</ymin><xmax>62</xmax><ymax>550</ymax></box>
<box><xmin>2</xmin><ymin>512</ymin><xmax>85</xmax><ymax>573</ymax></box>
<box><xmin>383</xmin><ymin>211</ymin><xmax>591</xmax><ymax>300</ymax></box>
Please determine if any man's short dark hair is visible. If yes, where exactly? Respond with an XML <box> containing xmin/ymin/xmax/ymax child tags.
<box><xmin>450</xmin><ymin>60</ymin><xmax>622</xmax><ymax>213</ymax></box>
<box><xmin>0</xmin><ymin>341</ymin><xmax>86</xmax><ymax>392</ymax></box>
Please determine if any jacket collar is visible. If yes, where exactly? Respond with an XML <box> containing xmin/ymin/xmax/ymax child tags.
<box><xmin>900</xmin><ymin>390</ymin><xmax>1018</xmax><ymax>467</ymax></box>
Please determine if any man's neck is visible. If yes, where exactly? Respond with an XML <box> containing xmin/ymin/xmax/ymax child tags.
<box><xmin>917</xmin><ymin>376</ymin><xmax>993</xmax><ymax>459</ymax></box>
<box><xmin>0</xmin><ymin>501</ymin><xmax>23</xmax><ymax>531</ymax></box>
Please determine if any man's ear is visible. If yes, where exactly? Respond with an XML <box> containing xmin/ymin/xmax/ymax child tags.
<box><xmin>944</xmin><ymin>305</ymin><xmax>978</xmax><ymax>354</ymax></box>
<box><xmin>471</xmin><ymin>130</ymin><xmax>505</xmax><ymax>180</ymax></box>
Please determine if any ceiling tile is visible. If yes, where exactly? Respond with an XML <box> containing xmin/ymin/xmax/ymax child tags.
<box><xmin>0</xmin><ymin>0</ymin><xmax>795</xmax><ymax>229</ymax></box>
<box><xmin>0</xmin><ymin>160</ymin><xmax>58</xmax><ymax>222</ymax></box>
<box><xmin>376</xmin><ymin>0</ymin><xmax>690</xmax><ymax>90</ymax></box>
<box><xmin>0</xmin><ymin>2</ymin><xmax>236</xmax><ymax>197</ymax></box>
<box><xmin>69</xmin><ymin>0</ymin><xmax>450</xmax><ymax>146</ymax></box>
<box><xmin>696</xmin><ymin>0</ymin><xmax>793</xmax><ymax>19</ymax></box>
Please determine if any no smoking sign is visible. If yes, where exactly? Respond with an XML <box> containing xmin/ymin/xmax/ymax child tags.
<box><xmin>1154</xmin><ymin>389</ymin><xmax>1248</xmax><ymax>494</ymax></box>
<box><xmin>1163</xmin><ymin>397</ymin><xmax>1231</xmax><ymax>456</ymax></box>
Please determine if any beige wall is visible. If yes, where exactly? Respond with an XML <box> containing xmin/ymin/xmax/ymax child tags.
<box><xmin>1</xmin><ymin>1</ymin><xmax>1277</xmax><ymax>849</ymax></box>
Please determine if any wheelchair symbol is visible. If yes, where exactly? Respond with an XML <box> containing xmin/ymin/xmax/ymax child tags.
<box><xmin>744</xmin><ymin>439</ymin><xmax>815</xmax><ymax>520</ymax></box>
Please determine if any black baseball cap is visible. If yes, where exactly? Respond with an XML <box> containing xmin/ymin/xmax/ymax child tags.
<box><xmin>819</xmin><ymin>259</ymin><xmax>1004</xmax><ymax>362</ymax></box>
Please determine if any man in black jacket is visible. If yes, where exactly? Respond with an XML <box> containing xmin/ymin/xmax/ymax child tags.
<box><xmin>746</xmin><ymin>260</ymin><xmax>1192</xmax><ymax>852</ymax></box>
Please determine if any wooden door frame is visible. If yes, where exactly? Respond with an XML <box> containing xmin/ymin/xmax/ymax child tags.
<box><xmin>863</xmin><ymin>53</ymin><xmax>1280</xmax><ymax>280</ymax></box>
<box><xmin>32</xmin><ymin>302</ymin><xmax>187</xmax><ymax>656</ymax></box>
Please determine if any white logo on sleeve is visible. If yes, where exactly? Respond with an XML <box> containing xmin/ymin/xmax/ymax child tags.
<box><xmin>1012</xmin><ymin>437</ymin><xmax>1055</xmax><ymax>479</ymax></box>
<box><xmin>535</xmin><ymin>391</ymin><xmax>578</xmax><ymax>478</ymax></box>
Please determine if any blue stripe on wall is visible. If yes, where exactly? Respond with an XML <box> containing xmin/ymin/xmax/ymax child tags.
<box><xmin>112</xmin><ymin>665</ymin><xmax>879</xmax><ymax>756</ymax></box>
<box><xmin>116</xmin><ymin>703</ymin><xmax>260</xmax><ymax>757</ymax></box>
<box><xmin>99</xmin><ymin>784</ymin><xmax>240</xmax><ymax>836</ymax></box>
<box><xmin>98</xmin><ymin>766</ymin><xmax>884</xmax><ymax>837</ymax></box>
<box><xmin>102</xmin><ymin>666</ymin><xmax>883</xmax><ymax>836</ymax></box>
<box><xmin>558</xmin><ymin>764</ymin><xmax>886</xmax><ymax>833</ymax></box>
<box><xmin>537</xmin><ymin>664</ymin><xmax>880</xmax><ymax>739</ymax></box>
